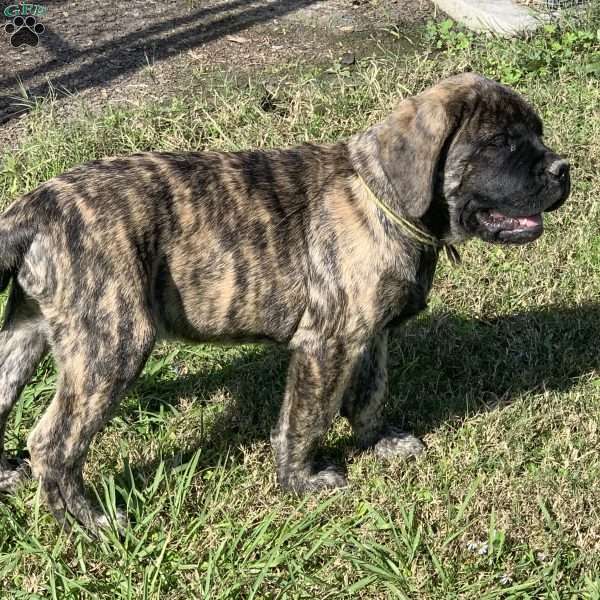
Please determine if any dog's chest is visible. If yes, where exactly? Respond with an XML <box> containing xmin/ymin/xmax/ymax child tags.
<box><xmin>375</xmin><ymin>251</ymin><xmax>438</xmax><ymax>329</ymax></box>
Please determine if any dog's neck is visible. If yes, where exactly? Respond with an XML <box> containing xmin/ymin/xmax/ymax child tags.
<box><xmin>347</xmin><ymin>126</ymin><xmax>400</xmax><ymax>210</ymax></box>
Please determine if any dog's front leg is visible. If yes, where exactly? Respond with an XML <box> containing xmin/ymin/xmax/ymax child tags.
<box><xmin>271</xmin><ymin>339</ymin><xmax>361</xmax><ymax>493</ymax></box>
<box><xmin>341</xmin><ymin>330</ymin><xmax>425</xmax><ymax>460</ymax></box>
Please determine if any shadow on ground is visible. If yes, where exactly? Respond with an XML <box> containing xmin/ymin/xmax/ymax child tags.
<box><xmin>0</xmin><ymin>0</ymin><xmax>324</xmax><ymax>123</ymax></box>
<box><xmin>124</xmin><ymin>303</ymin><xmax>600</xmax><ymax>487</ymax></box>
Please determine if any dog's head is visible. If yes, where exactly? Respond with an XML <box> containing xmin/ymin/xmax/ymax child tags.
<box><xmin>376</xmin><ymin>73</ymin><xmax>570</xmax><ymax>244</ymax></box>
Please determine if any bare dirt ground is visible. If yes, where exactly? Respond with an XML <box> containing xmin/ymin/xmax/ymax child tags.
<box><xmin>0</xmin><ymin>0</ymin><xmax>434</xmax><ymax>151</ymax></box>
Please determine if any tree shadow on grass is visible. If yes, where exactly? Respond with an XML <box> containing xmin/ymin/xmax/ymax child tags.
<box><xmin>0</xmin><ymin>0</ymin><xmax>324</xmax><ymax>123</ymax></box>
<box><xmin>121</xmin><ymin>303</ymin><xmax>600</xmax><ymax>489</ymax></box>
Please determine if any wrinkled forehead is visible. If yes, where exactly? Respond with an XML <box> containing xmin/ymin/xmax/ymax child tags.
<box><xmin>461</xmin><ymin>83</ymin><xmax>544</xmax><ymax>138</ymax></box>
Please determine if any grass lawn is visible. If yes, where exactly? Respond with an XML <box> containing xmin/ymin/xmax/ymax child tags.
<box><xmin>0</xmin><ymin>11</ymin><xmax>599</xmax><ymax>599</ymax></box>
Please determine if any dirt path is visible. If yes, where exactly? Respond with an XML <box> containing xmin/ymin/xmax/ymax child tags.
<box><xmin>0</xmin><ymin>0</ymin><xmax>433</xmax><ymax>152</ymax></box>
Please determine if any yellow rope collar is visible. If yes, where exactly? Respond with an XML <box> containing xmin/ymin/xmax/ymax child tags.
<box><xmin>357</xmin><ymin>173</ymin><xmax>460</xmax><ymax>265</ymax></box>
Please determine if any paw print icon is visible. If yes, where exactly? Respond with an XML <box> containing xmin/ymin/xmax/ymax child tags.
<box><xmin>4</xmin><ymin>15</ymin><xmax>45</xmax><ymax>47</ymax></box>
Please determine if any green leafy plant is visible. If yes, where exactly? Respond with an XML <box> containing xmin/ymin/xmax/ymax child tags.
<box><xmin>425</xmin><ymin>18</ymin><xmax>474</xmax><ymax>53</ymax></box>
<box><xmin>425</xmin><ymin>18</ymin><xmax>600</xmax><ymax>84</ymax></box>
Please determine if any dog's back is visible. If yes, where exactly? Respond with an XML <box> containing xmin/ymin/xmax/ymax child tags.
<box><xmin>0</xmin><ymin>148</ymin><xmax>330</xmax><ymax>341</ymax></box>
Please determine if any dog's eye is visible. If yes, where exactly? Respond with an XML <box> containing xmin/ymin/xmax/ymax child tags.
<box><xmin>488</xmin><ymin>134</ymin><xmax>518</xmax><ymax>152</ymax></box>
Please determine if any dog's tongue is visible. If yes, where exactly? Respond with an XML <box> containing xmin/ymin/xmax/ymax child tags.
<box><xmin>515</xmin><ymin>214</ymin><xmax>542</xmax><ymax>228</ymax></box>
<box><xmin>489</xmin><ymin>210</ymin><xmax>542</xmax><ymax>230</ymax></box>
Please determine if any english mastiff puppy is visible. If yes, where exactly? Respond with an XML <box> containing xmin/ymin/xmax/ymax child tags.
<box><xmin>0</xmin><ymin>73</ymin><xmax>570</xmax><ymax>530</ymax></box>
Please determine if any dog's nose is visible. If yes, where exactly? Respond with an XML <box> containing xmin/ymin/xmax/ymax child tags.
<box><xmin>547</xmin><ymin>159</ymin><xmax>570</xmax><ymax>181</ymax></box>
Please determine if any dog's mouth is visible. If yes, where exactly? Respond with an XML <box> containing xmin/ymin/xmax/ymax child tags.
<box><xmin>474</xmin><ymin>209</ymin><xmax>543</xmax><ymax>244</ymax></box>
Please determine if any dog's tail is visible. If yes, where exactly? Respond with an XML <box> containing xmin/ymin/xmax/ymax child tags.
<box><xmin>0</xmin><ymin>196</ymin><xmax>38</xmax><ymax>294</ymax></box>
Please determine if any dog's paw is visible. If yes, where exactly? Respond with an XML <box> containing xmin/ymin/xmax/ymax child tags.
<box><xmin>53</xmin><ymin>508</ymin><xmax>128</xmax><ymax>540</ymax></box>
<box><xmin>38</xmin><ymin>475</ymin><xmax>128</xmax><ymax>536</ymax></box>
<box><xmin>280</xmin><ymin>464</ymin><xmax>348</xmax><ymax>494</ymax></box>
<box><xmin>0</xmin><ymin>456</ymin><xmax>31</xmax><ymax>493</ymax></box>
<box><xmin>92</xmin><ymin>508</ymin><xmax>128</xmax><ymax>536</ymax></box>
<box><xmin>305</xmin><ymin>465</ymin><xmax>348</xmax><ymax>491</ymax></box>
<box><xmin>372</xmin><ymin>427</ymin><xmax>425</xmax><ymax>460</ymax></box>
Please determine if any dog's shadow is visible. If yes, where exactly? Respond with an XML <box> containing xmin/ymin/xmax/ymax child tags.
<box><xmin>122</xmin><ymin>303</ymin><xmax>600</xmax><ymax>489</ymax></box>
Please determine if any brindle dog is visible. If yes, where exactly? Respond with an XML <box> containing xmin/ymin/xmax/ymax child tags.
<box><xmin>0</xmin><ymin>73</ymin><xmax>570</xmax><ymax>531</ymax></box>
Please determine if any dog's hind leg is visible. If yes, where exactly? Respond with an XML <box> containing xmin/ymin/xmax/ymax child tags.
<box><xmin>0</xmin><ymin>285</ymin><xmax>47</xmax><ymax>492</ymax></box>
<box><xmin>27</xmin><ymin>305</ymin><xmax>155</xmax><ymax>531</ymax></box>
<box><xmin>341</xmin><ymin>330</ymin><xmax>425</xmax><ymax>459</ymax></box>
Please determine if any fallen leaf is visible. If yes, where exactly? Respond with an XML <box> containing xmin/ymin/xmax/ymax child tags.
<box><xmin>227</xmin><ymin>35</ymin><xmax>249</xmax><ymax>44</ymax></box>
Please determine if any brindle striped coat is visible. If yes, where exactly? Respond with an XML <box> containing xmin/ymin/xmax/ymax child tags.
<box><xmin>0</xmin><ymin>73</ymin><xmax>569</xmax><ymax>531</ymax></box>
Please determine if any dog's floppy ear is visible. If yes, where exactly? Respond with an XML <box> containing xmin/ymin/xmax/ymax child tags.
<box><xmin>375</xmin><ymin>87</ymin><xmax>464</xmax><ymax>219</ymax></box>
